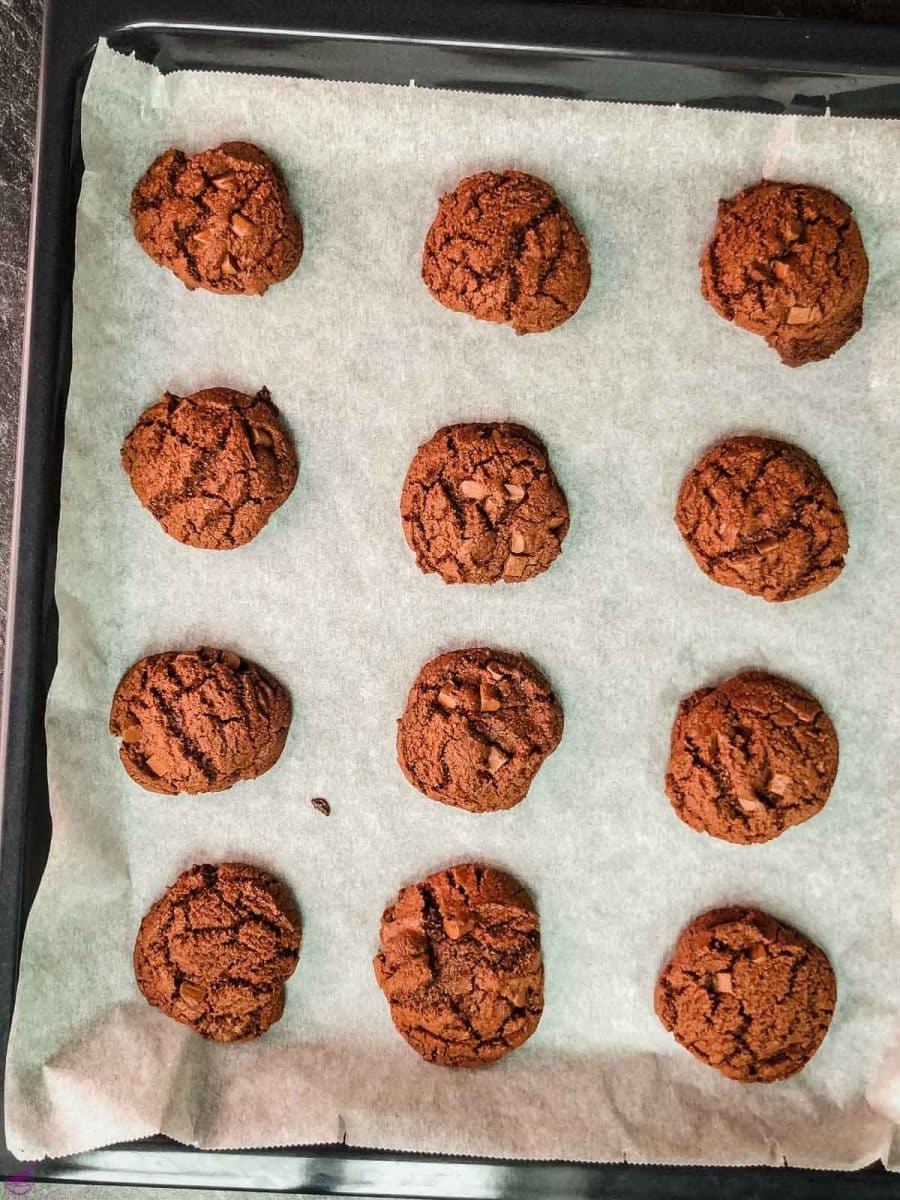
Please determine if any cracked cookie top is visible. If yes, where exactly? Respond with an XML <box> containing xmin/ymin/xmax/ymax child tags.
<box><xmin>110</xmin><ymin>647</ymin><xmax>291</xmax><ymax>795</ymax></box>
<box><xmin>675</xmin><ymin>435</ymin><xmax>848</xmax><ymax>602</ymax></box>
<box><xmin>400</xmin><ymin>422</ymin><xmax>569</xmax><ymax>585</ymax></box>
<box><xmin>134</xmin><ymin>862</ymin><xmax>301</xmax><ymax>1042</ymax></box>
<box><xmin>665</xmin><ymin>671</ymin><xmax>838</xmax><ymax>845</ymax></box>
<box><xmin>655</xmin><ymin>907</ymin><xmax>836</xmax><ymax>1082</ymax></box>
<box><xmin>131</xmin><ymin>141</ymin><xmax>303</xmax><ymax>295</ymax></box>
<box><xmin>422</xmin><ymin>170</ymin><xmax>591</xmax><ymax>334</ymax></box>
<box><xmin>122</xmin><ymin>387</ymin><xmax>298</xmax><ymax>550</ymax></box>
<box><xmin>700</xmin><ymin>180</ymin><xmax>868</xmax><ymax>366</ymax></box>
<box><xmin>373</xmin><ymin>863</ymin><xmax>543</xmax><ymax>1067</ymax></box>
<box><xmin>396</xmin><ymin>647</ymin><xmax>563</xmax><ymax>813</ymax></box>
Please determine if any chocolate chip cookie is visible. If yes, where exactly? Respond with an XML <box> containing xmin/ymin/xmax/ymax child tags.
<box><xmin>655</xmin><ymin>907</ymin><xmax>836</xmax><ymax>1082</ymax></box>
<box><xmin>109</xmin><ymin>647</ymin><xmax>291</xmax><ymax>795</ymax></box>
<box><xmin>422</xmin><ymin>170</ymin><xmax>591</xmax><ymax>334</ymax></box>
<box><xmin>396</xmin><ymin>647</ymin><xmax>563</xmax><ymax>813</ymax></box>
<box><xmin>131</xmin><ymin>141</ymin><xmax>302</xmax><ymax>295</ymax></box>
<box><xmin>122</xmin><ymin>387</ymin><xmax>298</xmax><ymax>550</ymax></box>
<box><xmin>401</xmin><ymin>423</ymin><xmax>569</xmax><ymax>585</ymax></box>
<box><xmin>665</xmin><ymin>671</ymin><xmax>838</xmax><ymax>845</ymax></box>
<box><xmin>700</xmin><ymin>180</ymin><xmax>868</xmax><ymax>366</ymax></box>
<box><xmin>373</xmin><ymin>863</ymin><xmax>543</xmax><ymax>1067</ymax></box>
<box><xmin>134</xmin><ymin>862</ymin><xmax>301</xmax><ymax>1042</ymax></box>
<box><xmin>675</xmin><ymin>435</ymin><xmax>848</xmax><ymax>602</ymax></box>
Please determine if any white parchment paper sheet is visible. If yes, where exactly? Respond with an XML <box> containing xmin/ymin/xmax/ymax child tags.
<box><xmin>5</xmin><ymin>40</ymin><xmax>900</xmax><ymax>1167</ymax></box>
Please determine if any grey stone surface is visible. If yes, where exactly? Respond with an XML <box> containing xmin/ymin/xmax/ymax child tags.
<box><xmin>0</xmin><ymin>0</ymin><xmax>40</xmax><ymax>683</ymax></box>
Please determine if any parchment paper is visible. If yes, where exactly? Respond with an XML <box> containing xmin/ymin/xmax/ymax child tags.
<box><xmin>5</xmin><ymin>40</ymin><xmax>900</xmax><ymax>1167</ymax></box>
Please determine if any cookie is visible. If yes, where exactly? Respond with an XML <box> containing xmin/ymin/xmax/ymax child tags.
<box><xmin>396</xmin><ymin>647</ymin><xmax>563</xmax><ymax>813</ymax></box>
<box><xmin>655</xmin><ymin>907</ymin><xmax>836</xmax><ymax>1082</ymax></box>
<box><xmin>422</xmin><ymin>170</ymin><xmax>590</xmax><ymax>334</ymax></box>
<box><xmin>134</xmin><ymin>862</ymin><xmax>301</xmax><ymax>1042</ymax></box>
<box><xmin>109</xmin><ymin>647</ymin><xmax>291</xmax><ymax>795</ymax></box>
<box><xmin>700</xmin><ymin>180</ymin><xmax>868</xmax><ymax>366</ymax></box>
<box><xmin>131</xmin><ymin>141</ymin><xmax>302</xmax><ymax>295</ymax></box>
<box><xmin>400</xmin><ymin>422</ymin><xmax>569</xmax><ymax>585</ymax></box>
<box><xmin>122</xmin><ymin>387</ymin><xmax>298</xmax><ymax>550</ymax></box>
<box><xmin>675</xmin><ymin>435</ymin><xmax>848</xmax><ymax>602</ymax></box>
<box><xmin>373</xmin><ymin>863</ymin><xmax>543</xmax><ymax>1067</ymax></box>
<box><xmin>665</xmin><ymin>671</ymin><xmax>838</xmax><ymax>845</ymax></box>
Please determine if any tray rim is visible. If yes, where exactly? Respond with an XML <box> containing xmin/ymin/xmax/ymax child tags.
<box><xmin>3</xmin><ymin>1</ymin><xmax>900</xmax><ymax>1193</ymax></box>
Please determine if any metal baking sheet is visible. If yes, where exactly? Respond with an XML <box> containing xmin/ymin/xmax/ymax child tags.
<box><xmin>2</xmin><ymin>1</ymin><xmax>900</xmax><ymax>1194</ymax></box>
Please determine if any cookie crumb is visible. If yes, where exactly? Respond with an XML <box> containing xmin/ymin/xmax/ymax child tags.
<box><xmin>311</xmin><ymin>797</ymin><xmax>331</xmax><ymax>816</ymax></box>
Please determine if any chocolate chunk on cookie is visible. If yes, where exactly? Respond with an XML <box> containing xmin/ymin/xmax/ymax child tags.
<box><xmin>134</xmin><ymin>862</ymin><xmax>301</xmax><ymax>1042</ymax></box>
<box><xmin>700</xmin><ymin>180</ymin><xmax>868</xmax><ymax>366</ymax></box>
<box><xmin>131</xmin><ymin>141</ymin><xmax>302</xmax><ymax>295</ymax></box>
<box><xmin>401</xmin><ymin>422</ymin><xmax>569</xmax><ymax>585</ymax></box>
<box><xmin>422</xmin><ymin>170</ymin><xmax>590</xmax><ymax>334</ymax></box>
<box><xmin>374</xmin><ymin>863</ymin><xmax>543</xmax><ymax>1067</ymax></box>
<box><xmin>655</xmin><ymin>907</ymin><xmax>836</xmax><ymax>1082</ymax></box>
<box><xmin>666</xmin><ymin>671</ymin><xmax>838</xmax><ymax>845</ymax></box>
<box><xmin>675</xmin><ymin>435</ymin><xmax>848</xmax><ymax>602</ymax></box>
<box><xmin>397</xmin><ymin>647</ymin><xmax>563</xmax><ymax>813</ymax></box>
<box><xmin>122</xmin><ymin>387</ymin><xmax>298</xmax><ymax>549</ymax></box>
<box><xmin>110</xmin><ymin>647</ymin><xmax>291</xmax><ymax>795</ymax></box>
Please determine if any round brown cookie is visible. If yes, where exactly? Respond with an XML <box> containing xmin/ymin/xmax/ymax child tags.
<box><xmin>134</xmin><ymin>862</ymin><xmax>301</xmax><ymax>1042</ymax></box>
<box><xmin>675</xmin><ymin>435</ymin><xmax>848</xmax><ymax>602</ymax></box>
<box><xmin>396</xmin><ymin>647</ymin><xmax>563</xmax><ymax>813</ymax></box>
<box><xmin>700</xmin><ymin>180</ymin><xmax>868</xmax><ymax>367</ymax></box>
<box><xmin>131</xmin><ymin>141</ymin><xmax>302</xmax><ymax>295</ymax></box>
<box><xmin>401</xmin><ymin>423</ymin><xmax>569</xmax><ymax>585</ymax></box>
<box><xmin>122</xmin><ymin>387</ymin><xmax>298</xmax><ymax>550</ymax></box>
<box><xmin>422</xmin><ymin>170</ymin><xmax>591</xmax><ymax>335</ymax></box>
<box><xmin>373</xmin><ymin>863</ymin><xmax>543</xmax><ymax>1067</ymax></box>
<box><xmin>655</xmin><ymin>907</ymin><xmax>836</xmax><ymax>1082</ymax></box>
<box><xmin>665</xmin><ymin>671</ymin><xmax>838</xmax><ymax>845</ymax></box>
<box><xmin>109</xmin><ymin>647</ymin><xmax>291</xmax><ymax>795</ymax></box>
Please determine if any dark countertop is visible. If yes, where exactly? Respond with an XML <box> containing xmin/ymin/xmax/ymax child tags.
<box><xmin>0</xmin><ymin>0</ymin><xmax>895</xmax><ymax>668</ymax></box>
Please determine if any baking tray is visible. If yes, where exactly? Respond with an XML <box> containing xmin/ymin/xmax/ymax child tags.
<box><xmin>3</xmin><ymin>1</ymin><xmax>900</xmax><ymax>1194</ymax></box>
